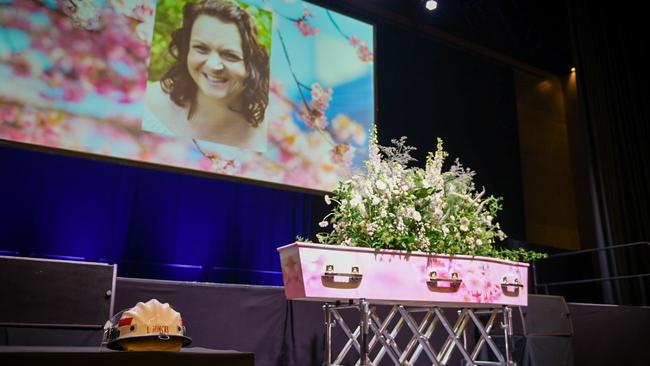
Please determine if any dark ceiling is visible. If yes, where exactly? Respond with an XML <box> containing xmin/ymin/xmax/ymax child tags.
<box><xmin>330</xmin><ymin>0</ymin><xmax>574</xmax><ymax>75</ymax></box>
<box><xmin>416</xmin><ymin>0</ymin><xmax>574</xmax><ymax>74</ymax></box>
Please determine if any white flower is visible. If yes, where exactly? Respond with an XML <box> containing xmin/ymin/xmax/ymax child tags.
<box><xmin>350</xmin><ymin>194</ymin><xmax>362</xmax><ymax>208</ymax></box>
<box><xmin>397</xmin><ymin>218</ymin><xmax>405</xmax><ymax>231</ymax></box>
<box><xmin>324</xmin><ymin>195</ymin><xmax>331</xmax><ymax>205</ymax></box>
<box><xmin>407</xmin><ymin>208</ymin><xmax>422</xmax><ymax>222</ymax></box>
<box><xmin>366</xmin><ymin>222</ymin><xmax>378</xmax><ymax>235</ymax></box>
<box><xmin>319</xmin><ymin>220</ymin><xmax>329</xmax><ymax>228</ymax></box>
<box><xmin>497</xmin><ymin>230</ymin><xmax>507</xmax><ymax>240</ymax></box>
<box><xmin>371</xmin><ymin>196</ymin><xmax>381</xmax><ymax>206</ymax></box>
<box><xmin>359</xmin><ymin>205</ymin><xmax>368</xmax><ymax>217</ymax></box>
<box><xmin>375</xmin><ymin>180</ymin><xmax>387</xmax><ymax>190</ymax></box>
<box><xmin>459</xmin><ymin>217</ymin><xmax>470</xmax><ymax>232</ymax></box>
<box><xmin>476</xmin><ymin>239</ymin><xmax>483</xmax><ymax>246</ymax></box>
<box><xmin>413</xmin><ymin>211</ymin><xmax>422</xmax><ymax>222</ymax></box>
<box><xmin>442</xmin><ymin>225</ymin><xmax>449</xmax><ymax>235</ymax></box>
<box><xmin>434</xmin><ymin>207</ymin><xmax>444</xmax><ymax>218</ymax></box>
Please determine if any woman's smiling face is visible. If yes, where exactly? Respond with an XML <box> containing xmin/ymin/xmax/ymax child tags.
<box><xmin>187</xmin><ymin>14</ymin><xmax>248</xmax><ymax>103</ymax></box>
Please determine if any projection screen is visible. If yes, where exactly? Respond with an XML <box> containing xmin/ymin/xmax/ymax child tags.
<box><xmin>0</xmin><ymin>0</ymin><xmax>375</xmax><ymax>192</ymax></box>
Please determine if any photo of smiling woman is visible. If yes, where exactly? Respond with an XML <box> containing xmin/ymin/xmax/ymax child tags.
<box><xmin>143</xmin><ymin>0</ymin><xmax>271</xmax><ymax>152</ymax></box>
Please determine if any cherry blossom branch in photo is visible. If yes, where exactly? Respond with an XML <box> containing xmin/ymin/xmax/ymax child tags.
<box><xmin>326</xmin><ymin>10</ymin><xmax>373</xmax><ymax>62</ymax></box>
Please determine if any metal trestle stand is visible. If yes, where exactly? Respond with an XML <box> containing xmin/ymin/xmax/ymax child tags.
<box><xmin>323</xmin><ymin>299</ymin><xmax>517</xmax><ymax>366</ymax></box>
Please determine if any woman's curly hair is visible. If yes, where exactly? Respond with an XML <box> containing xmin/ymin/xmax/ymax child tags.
<box><xmin>160</xmin><ymin>0</ymin><xmax>269</xmax><ymax>127</ymax></box>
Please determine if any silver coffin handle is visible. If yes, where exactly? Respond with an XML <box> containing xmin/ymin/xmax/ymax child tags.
<box><xmin>322</xmin><ymin>264</ymin><xmax>363</xmax><ymax>282</ymax></box>
<box><xmin>501</xmin><ymin>276</ymin><xmax>524</xmax><ymax>296</ymax></box>
<box><xmin>427</xmin><ymin>271</ymin><xmax>462</xmax><ymax>290</ymax></box>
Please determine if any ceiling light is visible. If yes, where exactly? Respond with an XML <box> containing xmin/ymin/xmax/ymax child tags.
<box><xmin>425</xmin><ymin>0</ymin><xmax>438</xmax><ymax>11</ymax></box>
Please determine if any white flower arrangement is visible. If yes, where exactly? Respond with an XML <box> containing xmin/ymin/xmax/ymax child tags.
<box><xmin>313</xmin><ymin>128</ymin><xmax>546</xmax><ymax>262</ymax></box>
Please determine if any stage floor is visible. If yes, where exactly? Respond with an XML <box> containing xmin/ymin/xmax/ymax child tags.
<box><xmin>2</xmin><ymin>277</ymin><xmax>649</xmax><ymax>366</ymax></box>
<box><xmin>0</xmin><ymin>346</ymin><xmax>254</xmax><ymax>366</ymax></box>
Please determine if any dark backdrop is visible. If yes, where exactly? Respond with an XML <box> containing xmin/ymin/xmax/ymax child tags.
<box><xmin>567</xmin><ymin>0</ymin><xmax>650</xmax><ymax>304</ymax></box>
<box><xmin>0</xmin><ymin>3</ymin><xmax>524</xmax><ymax>285</ymax></box>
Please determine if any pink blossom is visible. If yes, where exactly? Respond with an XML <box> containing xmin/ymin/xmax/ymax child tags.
<box><xmin>330</xmin><ymin>143</ymin><xmax>355</xmax><ymax>166</ymax></box>
<box><xmin>58</xmin><ymin>0</ymin><xmax>105</xmax><ymax>31</ymax></box>
<box><xmin>123</xmin><ymin>85</ymin><xmax>145</xmax><ymax>104</ymax></box>
<box><xmin>295</xmin><ymin>6</ymin><xmax>318</xmax><ymax>37</ymax></box>
<box><xmin>302</xmin><ymin>6</ymin><xmax>314</xmax><ymax>19</ymax></box>
<box><xmin>0</xmin><ymin>105</ymin><xmax>21</xmax><ymax>122</ymax></box>
<box><xmin>299</xmin><ymin>83</ymin><xmax>332</xmax><ymax>130</ymax></box>
<box><xmin>2</xmin><ymin>1</ymin><xmax>149</xmax><ymax>117</ymax></box>
<box><xmin>128</xmin><ymin>42</ymin><xmax>151</xmax><ymax>60</ymax></box>
<box><xmin>150</xmin><ymin>140</ymin><xmax>189</xmax><ymax>165</ymax></box>
<box><xmin>42</xmin><ymin>124</ymin><xmax>61</xmax><ymax>141</ymax></box>
<box><xmin>112</xmin><ymin>0</ymin><xmax>154</xmax><ymax>21</ymax></box>
<box><xmin>285</xmin><ymin>168</ymin><xmax>318</xmax><ymax>188</ymax></box>
<box><xmin>332</xmin><ymin>114</ymin><xmax>366</xmax><ymax>145</ymax></box>
<box><xmin>62</xmin><ymin>84</ymin><xmax>86</xmax><ymax>102</ymax></box>
<box><xmin>348</xmin><ymin>36</ymin><xmax>374</xmax><ymax>62</ymax></box>
<box><xmin>299</xmin><ymin>107</ymin><xmax>327</xmax><ymax>130</ymax></box>
<box><xmin>356</xmin><ymin>41</ymin><xmax>374</xmax><ymax>62</ymax></box>
<box><xmin>279</xmin><ymin>148</ymin><xmax>298</xmax><ymax>164</ymax></box>
<box><xmin>268</xmin><ymin>122</ymin><xmax>298</xmax><ymax>151</ymax></box>
<box><xmin>131</xmin><ymin>3</ymin><xmax>155</xmax><ymax>21</ymax></box>
<box><xmin>197</xmin><ymin>156</ymin><xmax>213</xmax><ymax>171</ymax></box>
<box><xmin>212</xmin><ymin>159</ymin><xmax>239</xmax><ymax>174</ymax></box>
<box><xmin>269</xmin><ymin>81</ymin><xmax>285</xmax><ymax>96</ymax></box>
<box><xmin>295</xmin><ymin>19</ymin><xmax>319</xmax><ymax>36</ymax></box>
<box><xmin>18</xmin><ymin>109</ymin><xmax>37</xmax><ymax>130</ymax></box>
<box><xmin>310</xmin><ymin>83</ymin><xmax>332</xmax><ymax>111</ymax></box>
<box><xmin>10</xmin><ymin>56</ymin><xmax>32</xmax><ymax>77</ymax></box>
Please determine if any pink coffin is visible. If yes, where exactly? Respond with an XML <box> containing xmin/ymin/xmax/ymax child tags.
<box><xmin>278</xmin><ymin>242</ymin><xmax>528</xmax><ymax>307</ymax></box>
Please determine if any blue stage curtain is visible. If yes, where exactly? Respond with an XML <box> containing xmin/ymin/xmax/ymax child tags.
<box><xmin>0</xmin><ymin>145</ymin><xmax>319</xmax><ymax>285</ymax></box>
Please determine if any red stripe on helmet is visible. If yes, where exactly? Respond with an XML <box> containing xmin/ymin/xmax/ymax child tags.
<box><xmin>118</xmin><ymin>317</ymin><xmax>133</xmax><ymax>327</ymax></box>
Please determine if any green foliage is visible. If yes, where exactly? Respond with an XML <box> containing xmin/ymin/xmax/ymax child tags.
<box><xmin>148</xmin><ymin>0</ymin><xmax>273</xmax><ymax>81</ymax></box>
<box><xmin>148</xmin><ymin>0</ymin><xmax>184</xmax><ymax>81</ymax></box>
<box><xmin>295</xmin><ymin>235</ymin><xmax>312</xmax><ymax>243</ymax></box>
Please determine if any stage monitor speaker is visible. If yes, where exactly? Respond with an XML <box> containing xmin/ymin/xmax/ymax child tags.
<box><xmin>487</xmin><ymin>296</ymin><xmax>575</xmax><ymax>366</ymax></box>
<box><xmin>514</xmin><ymin>294</ymin><xmax>573</xmax><ymax>336</ymax></box>
<box><xmin>0</xmin><ymin>256</ymin><xmax>116</xmax><ymax>328</ymax></box>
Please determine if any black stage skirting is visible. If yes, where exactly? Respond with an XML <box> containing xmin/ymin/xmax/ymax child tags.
<box><xmin>0</xmin><ymin>346</ymin><xmax>253</xmax><ymax>366</ymax></box>
<box><xmin>1</xmin><ymin>278</ymin><xmax>332</xmax><ymax>366</ymax></box>
<box><xmin>2</xmin><ymin>277</ymin><xmax>649</xmax><ymax>366</ymax></box>
<box><xmin>570</xmin><ymin>303</ymin><xmax>650</xmax><ymax>366</ymax></box>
